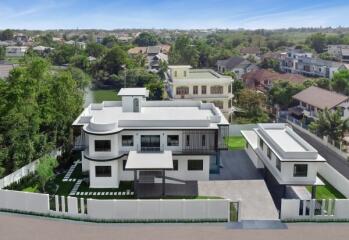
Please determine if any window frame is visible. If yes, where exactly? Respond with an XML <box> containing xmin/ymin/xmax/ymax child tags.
<box><xmin>172</xmin><ymin>159</ymin><xmax>178</xmax><ymax>171</ymax></box>
<box><xmin>121</xmin><ymin>135</ymin><xmax>134</xmax><ymax>147</ymax></box>
<box><xmin>201</xmin><ymin>85</ymin><xmax>207</xmax><ymax>94</ymax></box>
<box><xmin>95</xmin><ymin>166</ymin><xmax>112</xmax><ymax>177</ymax></box>
<box><xmin>293</xmin><ymin>164</ymin><xmax>308</xmax><ymax>177</ymax></box>
<box><xmin>167</xmin><ymin>135</ymin><xmax>179</xmax><ymax>146</ymax></box>
<box><xmin>94</xmin><ymin>140</ymin><xmax>111</xmax><ymax>152</ymax></box>
<box><xmin>188</xmin><ymin>160</ymin><xmax>204</xmax><ymax>171</ymax></box>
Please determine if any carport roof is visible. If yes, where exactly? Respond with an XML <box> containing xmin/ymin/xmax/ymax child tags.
<box><xmin>125</xmin><ymin>151</ymin><xmax>173</xmax><ymax>170</ymax></box>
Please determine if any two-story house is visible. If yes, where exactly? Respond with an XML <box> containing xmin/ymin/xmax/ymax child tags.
<box><xmin>328</xmin><ymin>45</ymin><xmax>349</xmax><ymax>63</ymax></box>
<box><xmin>289</xmin><ymin>86</ymin><xmax>349</xmax><ymax>120</ymax></box>
<box><xmin>166</xmin><ymin>65</ymin><xmax>234</xmax><ymax>121</ymax></box>
<box><xmin>72</xmin><ymin>88</ymin><xmax>229</xmax><ymax>195</ymax></box>
<box><xmin>242</xmin><ymin>123</ymin><xmax>326</xmax><ymax>201</ymax></box>
<box><xmin>216</xmin><ymin>56</ymin><xmax>257</xmax><ymax>79</ymax></box>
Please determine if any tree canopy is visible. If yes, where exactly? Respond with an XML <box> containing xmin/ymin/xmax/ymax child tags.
<box><xmin>134</xmin><ymin>32</ymin><xmax>159</xmax><ymax>46</ymax></box>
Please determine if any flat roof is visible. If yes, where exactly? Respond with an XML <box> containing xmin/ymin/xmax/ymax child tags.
<box><xmin>241</xmin><ymin>130</ymin><xmax>258</xmax><ymax>149</ymax></box>
<box><xmin>264</xmin><ymin>129</ymin><xmax>306</xmax><ymax>152</ymax></box>
<box><xmin>118</xmin><ymin>88</ymin><xmax>149</xmax><ymax>96</ymax></box>
<box><xmin>125</xmin><ymin>151</ymin><xmax>173</xmax><ymax>170</ymax></box>
<box><xmin>189</xmin><ymin>70</ymin><xmax>220</xmax><ymax>79</ymax></box>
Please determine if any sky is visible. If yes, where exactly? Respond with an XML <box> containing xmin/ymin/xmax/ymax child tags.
<box><xmin>1</xmin><ymin>0</ymin><xmax>349</xmax><ymax>30</ymax></box>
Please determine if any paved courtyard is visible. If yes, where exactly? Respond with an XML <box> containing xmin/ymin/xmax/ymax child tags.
<box><xmin>199</xmin><ymin>150</ymin><xmax>279</xmax><ymax>220</ymax></box>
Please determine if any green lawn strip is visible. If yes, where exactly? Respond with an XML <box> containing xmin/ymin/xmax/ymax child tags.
<box><xmin>224</xmin><ymin>136</ymin><xmax>246</xmax><ymax>150</ymax></box>
<box><xmin>92</xmin><ymin>89</ymin><xmax>121</xmax><ymax>103</ymax></box>
<box><xmin>53</xmin><ymin>173</ymin><xmax>75</xmax><ymax>196</ymax></box>
<box><xmin>70</xmin><ymin>163</ymin><xmax>83</xmax><ymax>179</ymax></box>
<box><xmin>306</xmin><ymin>176</ymin><xmax>346</xmax><ymax>199</ymax></box>
<box><xmin>162</xmin><ymin>196</ymin><xmax>223</xmax><ymax>200</ymax></box>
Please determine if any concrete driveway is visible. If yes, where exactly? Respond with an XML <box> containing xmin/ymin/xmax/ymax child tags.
<box><xmin>200</xmin><ymin>150</ymin><xmax>279</xmax><ymax>220</ymax></box>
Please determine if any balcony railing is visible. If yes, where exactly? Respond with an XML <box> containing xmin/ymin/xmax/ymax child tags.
<box><xmin>137</xmin><ymin>144</ymin><xmax>164</xmax><ymax>153</ymax></box>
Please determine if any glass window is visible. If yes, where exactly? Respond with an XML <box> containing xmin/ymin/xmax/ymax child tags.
<box><xmin>176</xmin><ymin>86</ymin><xmax>189</xmax><ymax>95</ymax></box>
<box><xmin>210</xmin><ymin>85</ymin><xmax>223</xmax><ymax>94</ymax></box>
<box><xmin>276</xmin><ymin>157</ymin><xmax>281</xmax><ymax>172</ymax></box>
<box><xmin>95</xmin><ymin>166</ymin><xmax>111</xmax><ymax>177</ymax></box>
<box><xmin>188</xmin><ymin>160</ymin><xmax>203</xmax><ymax>171</ymax></box>
<box><xmin>141</xmin><ymin>135</ymin><xmax>160</xmax><ymax>152</ymax></box>
<box><xmin>267</xmin><ymin>147</ymin><xmax>272</xmax><ymax>159</ymax></box>
<box><xmin>186</xmin><ymin>135</ymin><xmax>190</xmax><ymax>147</ymax></box>
<box><xmin>95</xmin><ymin>140</ymin><xmax>111</xmax><ymax>152</ymax></box>
<box><xmin>193</xmin><ymin>86</ymin><xmax>198</xmax><ymax>95</ymax></box>
<box><xmin>173</xmin><ymin>160</ymin><xmax>178</xmax><ymax>171</ymax></box>
<box><xmin>167</xmin><ymin>135</ymin><xmax>179</xmax><ymax>146</ymax></box>
<box><xmin>202</xmin><ymin>135</ymin><xmax>206</xmax><ymax>146</ymax></box>
<box><xmin>259</xmin><ymin>138</ymin><xmax>264</xmax><ymax>150</ymax></box>
<box><xmin>202</xmin><ymin>86</ymin><xmax>207</xmax><ymax>94</ymax></box>
<box><xmin>122</xmin><ymin>135</ymin><xmax>133</xmax><ymax>146</ymax></box>
<box><xmin>293</xmin><ymin>164</ymin><xmax>308</xmax><ymax>177</ymax></box>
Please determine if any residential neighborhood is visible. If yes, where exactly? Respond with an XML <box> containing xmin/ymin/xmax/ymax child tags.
<box><xmin>2</xmin><ymin>1</ymin><xmax>349</xmax><ymax>239</ymax></box>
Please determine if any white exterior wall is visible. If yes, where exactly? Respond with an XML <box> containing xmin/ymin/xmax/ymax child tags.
<box><xmin>121</xmin><ymin>96</ymin><xmax>145</xmax><ymax>112</ymax></box>
<box><xmin>245</xmin><ymin>144</ymin><xmax>264</xmax><ymax>169</ymax></box>
<box><xmin>88</xmin><ymin>134</ymin><xmax>119</xmax><ymax>159</ymax></box>
<box><xmin>89</xmin><ymin>160</ymin><xmax>119</xmax><ymax>188</ymax></box>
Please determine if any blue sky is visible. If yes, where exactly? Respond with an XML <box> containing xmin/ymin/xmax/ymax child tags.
<box><xmin>1</xmin><ymin>0</ymin><xmax>349</xmax><ymax>29</ymax></box>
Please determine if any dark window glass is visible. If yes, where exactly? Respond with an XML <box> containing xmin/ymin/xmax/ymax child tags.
<box><xmin>293</xmin><ymin>164</ymin><xmax>308</xmax><ymax>177</ymax></box>
<box><xmin>186</xmin><ymin>135</ymin><xmax>190</xmax><ymax>147</ymax></box>
<box><xmin>122</xmin><ymin>135</ymin><xmax>134</xmax><ymax>146</ymax></box>
<box><xmin>193</xmin><ymin>86</ymin><xmax>198</xmax><ymax>95</ymax></box>
<box><xmin>167</xmin><ymin>135</ymin><xmax>179</xmax><ymax>146</ymax></box>
<box><xmin>95</xmin><ymin>140</ymin><xmax>111</xmax><ymax>152</ymax></box>
<box><xmin>276</xmin><ymin>157</ymin><xmax>281</xmax><ymax>172</ymax></box>
<box><xmin>188</xmin><ymin>160</ymin><xmax>203</xmax><ymax>171</ymax></box>
<box><xmin>259</xmin><ymin>138</ymin><xmax>264</xmax><ymax>149</ymax></box>
<box><xmin>95</xmin><ymin>166</ymin><xmax>111</xmax><ymax>177</ymax></box>
<box><xmin>267</xmin><ymin>147</ymin><xmax>272</xmax><ymax>159</ymax></box>
<box><xmin>202</xmin><ymin>86</ymin><xmax>207</xmax><ymax>94</ymax></box>
<box><xmin>141</xmin><ymin>135</ymin><xmax>160</xmax><ymax>152</ymax></box>
<box><xmin>173</xmin><ymin>160</ymin><xmax>178</xmax><ymax>171</ymax></box>
<box><xmin>202</xmin><ymin>135</ymin><xmax>206</xmax><ymax>146</ymax></box>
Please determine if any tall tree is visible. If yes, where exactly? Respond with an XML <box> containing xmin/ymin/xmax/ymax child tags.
<box><xmin>306</xmin><ymin>33</ymin><xmax>327</xmax><ymax>53</ymax></box>
<box><xmin>134</xmin><ymin>32</ymin><xmax>158</xmax><ymax>46</ymax></box>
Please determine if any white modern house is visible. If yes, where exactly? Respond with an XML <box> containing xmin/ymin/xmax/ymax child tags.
<box><xmin>166</xmin><ymin>65</ymin><xmax>234</xmax><ymax>121</ymax></box>
<box><xmin>72</xmin><ymin>88</ymin><xmax>229</xmax><ymax>195</ymax></box>
<box><xmin>5</xmin><ymin>46</ymin><xmax>28</xmax><ymax>57</ymax></box>
<box><xmin>242</xmin><ymin>123</ymin><xmax>326</xmax><ymax>198</ymax></box>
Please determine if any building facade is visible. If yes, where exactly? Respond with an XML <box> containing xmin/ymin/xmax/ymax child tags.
<box><xmin>72</xmin><ymin>88</ymin><xmax>229</xmax><ymax>189</ymax></box>
<box><xmin>5</xmin><ymin>46</ymin><xmax>28</xmax><ymax>57</ymax></box>
<box><xmin>166</xmin><ymin>65</ymin><xmax>234</xmax><ymax>121</ymax></box>
<box><xmin>328</xmin><ymin>45</ymin><xmax>349</xmax><ymax>63</ymax></box>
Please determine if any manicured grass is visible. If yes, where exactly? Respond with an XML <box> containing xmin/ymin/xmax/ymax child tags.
<box><xmin>92</xmin><ymin>89</ymin><xmax>121</xmax><ymax>103</ymax></box>
<box><xmin>22</xmin><ymin>185</ymin><xmax>39</xmax><ymax>193</ymax></box>
<box><xmin>162</xmin><ymin>196</ymin><xmax>223</xmax><ymax>199</ymax></box>
<box><xmin>224</xmin><ymin>136</ymin><xmax>246</xmax><ymax>150</ymax></box>
<box><xmin>306</xmin><ymin>176</ymin><xmax>346</xmax><ymax>199</ymax></box>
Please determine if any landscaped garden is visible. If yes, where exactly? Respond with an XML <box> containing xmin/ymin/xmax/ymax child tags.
<box><xmin>92</xmin><ymin>89</ymin><xmax>121</xmax><ymax>103</ymax></box>
<box><xmin>224</xmin><ymin>136</ymin><xmax>246</xmax><ymax>150</ymax></box>
<box><xmin>306</xmin><ymin>176</ymin><xmax>346</xmax><ymax>199</ymax></box>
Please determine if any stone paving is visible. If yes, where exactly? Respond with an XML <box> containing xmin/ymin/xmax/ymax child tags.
<box><xmin>63</xmin><ymin>160</ymin><xmax>81</xmax><ymax>182</ymax></box>
<box><xmin>74</xmin><ymin>190</ymin><xmax>134</xmax><ymax>196</ymax></box>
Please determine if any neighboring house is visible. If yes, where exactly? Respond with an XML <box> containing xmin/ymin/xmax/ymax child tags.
<box><xmin>242</xmin><ymin>69</ymin><xmax>308</xmax><ymax>93</ymax></box>
<box><xmin>128</xmin><ymin>45</ymin><xmax>170</xmax><ymax>72</ymax></box>
<box><xmin>167</xmin><ymin>65</ymin><xmax>234</xmax><ymax>121</ymax></box>
<box><xmin>280</xmin><ymin>48</ymin><xmax>346</xmax><ymax>79</ymax></box>
<box><xmin>0</xmin><ymin>63</ymin><xmax>16</xmax><ymax>79</ymax></box>
<box><xmin>289</xmin><ymin>86</ymin><xmax>349</xmax><ymax>120</ymax></box>
<box><xmin>5</xmin><ymin>46</ymin><xmax>28</xmax><ymax>57</ymax></box>
<box><xmin>65</xmin><ymin>40</ymin><xmax>86</xmax><ymax>49</ymax></box>
<box><xmin>242</xmin><ymin>123</ymin><xmax>326</xmax><ymax>199</ymax></box>
<box><xmin>72</xmin><ymin>88</ymin><xmax>229</xmax><ymax>191</ymax></box>
<box><xmin>328</xmin><ymin>45</ymin><xmax>349</xmax><ymax>63</ymax></box>
<box><xmin>216</xmin><ymin>56</ymin><xmax>257</xmax><ymax>79</ymax></box>
<box><xmin>33</xmin><ymin>46</ymin><xmax>54</xmax><ymax>55</ymax></box>
<box><xmin>240</xmin><ymin>47</ymin><xmax>261</xmax><ymax>61</ymax></box>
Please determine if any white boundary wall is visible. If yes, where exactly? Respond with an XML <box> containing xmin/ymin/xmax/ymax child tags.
<box><xmin>281</xmin><ymin>198</ymin><xmax>349</xmax><ymax>221</ymax></box>
<box><xmin>87</xmin><ymin>199</ymin><xmax>230</xmax><ymax>221</ymax></box>
<box><xmin>0</xmin><ymin>189</ymin><xmax>50</xmax><ymax>214</ymax></box>
<box><xmin>319</xmin><ymin>163</ymin><xmax>349</xmax><ymax>198</ymax></box>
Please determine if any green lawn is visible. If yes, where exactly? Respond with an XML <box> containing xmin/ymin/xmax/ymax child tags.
<box><xmin>306</xmin><ymin>176</ymin><xmax>346</xmax><ymax>199</ymax></box>
<box><xmin>224</xmin><ymin>136</ymin><xmax>246</xmax><ymax>150</ymax></box>
<box><xmin>92</xmin><ymin>89</ymin><xmax>121</xmax><ymax>103</ymax></box>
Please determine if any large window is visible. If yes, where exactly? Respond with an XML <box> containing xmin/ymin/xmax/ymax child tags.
<box><xmin>210</xmin><ymin>85</ymin><xmax>223</xmax><ymax>94</ymax></box>
<box><xmin>202</xmin><ymin>135</ymin><xmax>206</xmax><ymax>146</ymax></box>
<box><xmin>188</xmin><ymin>160</ymin><xmax>203</xmax><ymax>171</ymax></box>
<box><xmin>173</xmin><ymin>160</ymin><xmax>178</xmax><ymax>171</ymax></box>
<box><xmin>267</xmin><ymin>147</ymin><xmax>272</xmax><ymax>159</ymax></box>
<box><xmin>167</xmin><ymin>135</ymin><xmax>179</xmax><ymax>146</ymax></box>
<box><xmin>276</xmin><ymin>157</ymin><xmax>281</xmax><ymax>171</ymax></box>
<box><xmin>95</xmin><ymin>140</ymin><xmax>111</xmax><ymax>152</ymax></box>
<box><xmin>141</xmin><ymin>135</ymin><xmax>160</xmax><ymax>152</ymax></box>
<box><xmin>201</xmin><ymin>86</ymin><xmax>207</xmax><ymax>94</ymax></box>
<box><xmin>293</xmin><ymin>164</ymin><xmax>308</xmax><ymax>177</ymax></box>
<box><xmin>193</xmin><ymin>86</ymin><xmax>198</xmax><ymax>95</ymax></box>
<box><xmin>186</xmin><ymin>135</ymin><xmax>190</xmax><ymax>147</ymax></box>
<box><xmin>259</xmin><ymin>138</ymin><xmax>264</xmax><ymax>150</ymax></box>
<box><xmin>176</xmin><ymin>86</ymin><xmax>189</xmax><ymax>95</ymax></box>
<box><xmin>95</xmin><ymin>166</ymin><xmax>112</xmax><ymax>177</ymax></box>
<box><xmin>122</xmin><ymin>135</ymin><xmax>133</xmax><ymax>147</ymax></box>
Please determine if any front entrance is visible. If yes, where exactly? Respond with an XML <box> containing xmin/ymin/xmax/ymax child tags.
<box><xmin>138</xmin><ymin>170</ymin><xmax>162</xmax><ymax>184</ymax></box>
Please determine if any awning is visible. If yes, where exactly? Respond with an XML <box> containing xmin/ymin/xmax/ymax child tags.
<box><xmin>125</xmin><ymin>151</ymin><xmax>173</xmax><ymax>170</ymax></box>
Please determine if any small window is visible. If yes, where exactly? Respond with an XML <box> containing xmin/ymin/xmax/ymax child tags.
<box><xmin>174</xmin><ymin>70</ymin><xmax>177</xmax><ymax>77</ymax></box>
<box><xmin>259</xmin><ymin>138</ymin><xmax>264</xmax><ymax>150</ymax></box>
<box><xmin>293</xmin><ymin>164</ymin><xmax>308</xmax><ymax>177</ymax></box>
<box><xmin>202</xmin><ymin>135</ymin><xmax>206</xmax><ymax>146</ymax></box>
<box><xmin>167</xmin><ymin>135</ymin><xmax>179</xmax><ymax>146</ymax></box>
<box><xmin>95</xmin><ymin>166</ymin><xmax>111</xmax><ymax>177</ymax></box>
<box><xmin>186</xmin><ymin>135</ymin><xmax>190</xmax><ymax>147</ymax></box>
<box><xmin>267</xmin><ymin>147</ymin><xmax>272</xmax><ymax>159</ymax></box>
<box><xmin>276</xmin><ymin>157</ymin><xmax>281</xmax><ymax>172</ymax></box>
<box><xmin>173</xmin><ymin>160</ymin><xmax>178</xmax><ymax>171</ymax></box>
<box><xmin>122</xmin><ymin>135</ymin><xmax>134</xmax><ymax>147</ymax></box>
<box><xmin>95</xmin><ymin>140</ymin><xmax>111</xmax><ymax>152</ymax></box>
<box><xmin>202</xmin><ymin>86</ymin><xmax>207</xmax><ymax>94</ymax></box>
<box><xmin>123</xmin><ymin>160</ymin><xmax>127</xmax><ymax>170</ymax></box>
<box><xmin>193</xmin><ymin>86</ymin><xmax>198</xmax><ymax>95</ymax></box>
<box><xmin>188</xmin><ymin>160</ymin><xmax>203</xmax><ymax>171</ymax></box>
